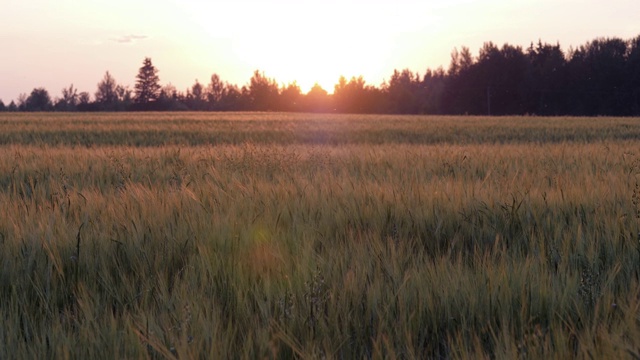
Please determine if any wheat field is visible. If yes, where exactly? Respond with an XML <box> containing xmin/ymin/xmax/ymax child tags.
<box><xmin>1</xmin><ymin>112</ymin><xmax>640</xmax><ymax>358</ymax></box>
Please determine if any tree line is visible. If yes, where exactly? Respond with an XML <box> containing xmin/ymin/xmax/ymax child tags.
<box><xmin>2</xmin><ymin>34</ymin><xmax>640</xmax><ymax>115</ymax></box>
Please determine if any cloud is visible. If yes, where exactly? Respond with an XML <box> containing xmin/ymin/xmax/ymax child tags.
<box><xmin>110</xmin><ymin>34</ymin><xmax>148</xmax><ymax>44</ymax></box>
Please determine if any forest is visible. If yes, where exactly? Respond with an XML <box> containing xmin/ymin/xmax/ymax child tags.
<box><xmin>2</xmin><ymin>34</ymin><xmax>640</xmax><ymax>116</ymax></box>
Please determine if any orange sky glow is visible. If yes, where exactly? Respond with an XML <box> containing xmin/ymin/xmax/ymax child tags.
<box><xmin>1</xmin><ymin>0</ymin><xmax>639</xmax><ymax>102</ymax></box>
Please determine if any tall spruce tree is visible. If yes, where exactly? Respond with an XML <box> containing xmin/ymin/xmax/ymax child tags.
<box><xmin>134</xmin><ymin>57</ymin><xmax>161</xmax><ymax>106</ymax></box>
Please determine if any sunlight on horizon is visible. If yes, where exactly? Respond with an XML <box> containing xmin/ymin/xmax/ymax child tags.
<box><xmin>184</xmin><ymin>1</ymin><xmax>440</xmax><ymax>93</ymax></box>
<box><xmin>232</xmin><ymin>32</ymin><xmax>394</xmax><ymax>93</ymax></box>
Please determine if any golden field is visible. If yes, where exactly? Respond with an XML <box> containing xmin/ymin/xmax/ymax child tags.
<box><xmin>1</xmin><ymin>112</ymin><xmax>640</xmax><ymax>358</ymax></box>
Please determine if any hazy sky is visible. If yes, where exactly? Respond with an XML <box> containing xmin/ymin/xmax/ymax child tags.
<box><xmin>1</xmin><ymin>0</ymin><xmax>638</xmax><ymax>102</ymax></box>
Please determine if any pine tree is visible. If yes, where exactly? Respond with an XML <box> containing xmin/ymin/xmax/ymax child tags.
<box><xmin>134</xmin><ymin>57</ymin><xmax>161</xmax><ymax>106</ymax></box>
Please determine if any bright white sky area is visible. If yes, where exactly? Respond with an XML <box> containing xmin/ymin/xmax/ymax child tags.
<box><xmin>1</xmin><ymin>0</ymin><xmax>639</xmax><ymax>102</ymax></box>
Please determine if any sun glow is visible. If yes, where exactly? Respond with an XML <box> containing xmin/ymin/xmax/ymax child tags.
<box><xmin>183</xmin><ymin>1</ymin><xmax>428</xmax><ymax>93</ymax></box>
<box><xmin>232</xmin><ymin>29</ymin><xmax>392</xmax><ymax>93</ymax></box>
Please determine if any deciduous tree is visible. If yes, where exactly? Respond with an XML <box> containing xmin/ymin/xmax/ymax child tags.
<box><xmin>25</xmin><ymin>88</ymin><xmax>52</xmax><ymax>111</ymax></box>
<box><xmin>95</xmin><ymin>71</ymin><xmax>119</xmax><ymax>110</ymax></box>
<box><xmin>280</xmin><ymin>82</ymin><xmax>302</xmax><ymax>112</ymax></box>
<box><xmin>206</xmin><ymin>74</ymin><xmax>225</xmax><ymax>109</ymax></box>
<box><xmin>55</xmin><ymin>84</ymin><xmax>79</xmax><ymax>111</ymax></box>
<box><xmin>186</xmin><ymin>80</ymin><xmax>206</xmax><ymax>110</ymax></box>
<box><xmin>249</xmin><ymin>70</ymin><xmax>279</xmax><ymax>111</ymax></box>
<box><xmin>304</xmin><ymin>83</ymin><xmax>331</xmax><ymax>112</ymax></box>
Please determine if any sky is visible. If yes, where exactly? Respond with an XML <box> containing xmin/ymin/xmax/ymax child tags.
<box><xmin>1</xmin><ymin>0</ymin><xmax>639</xmax><ymax>103</ymax></box>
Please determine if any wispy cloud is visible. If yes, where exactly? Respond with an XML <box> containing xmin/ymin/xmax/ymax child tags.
<box><xmin>110</xmin><ymin>34</ymin><xmax>148</xmax><ymax>44</ymax></box>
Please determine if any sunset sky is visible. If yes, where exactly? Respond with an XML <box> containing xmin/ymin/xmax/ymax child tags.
<box><xmin>1</xmin><ymin>0</ymin><xmax>639</xmax><ymax>103</ymax></box>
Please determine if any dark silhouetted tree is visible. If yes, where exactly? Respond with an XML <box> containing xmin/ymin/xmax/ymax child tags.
<box><xmin>527</xmin><ymin>41</ymin><xmax>567</xmax><ymax>115</ymax></box>
<box><xmin>17</xmin><ymin>93</ymin><xmax>27</xmax><ymax>111</ymax></box>
<box><xmin>444</xmin><ymin>46</ymin><xmax>479</xmax><ymax>114</ymax></box>
<box><xmin>75</xmin><ymin>92</ymin><xmax>94</xmax><ymax>111</ymax></box>
<box><xmin>0</xmin><ymin>99</ymin><xmax>5</xmax><ymax>111</ymax></box>
<box><xmin>474</xmin><ymin>42</ymin><xmax>503</xmax><ymax>115</ymax></box>
<box><xmin>7</xmin><ymin>101</ymin><xmax>18</xmax><ymax>112</ymax></box>
<box><xmin>493</xmin><ymin>43</ymin><xmax>530</xmax><ymax>114</ymax></box>
<box><xmin>95</xmin><ymin>71</ymin><xmax>119</xmax><ymax>110</ymax></box>
<box><xmin>25</xmin><ymin>88</ymin><xmax>53</xmax><ymax>111</ymax></box>
<box><xmin>79</xmin><ymin>92</ymin><xmax>90</xmax><ymax>104</ymax></box>
<box><xmin>459</xmin><ymin>47</ymin><xmax>474</xmax><ymax>73</ymax></box>
<box><xmin>220</xmin><ymin>83</ymin><xmax>247</xmax><ymax>110</ymax></box>
<box><xmin>280</xmin><ymin>82</ymin><xmax>303</xmax><ymax>112</ymax></box>
<box><xmin>385</xmin><ymin>69</ymin><xmax>422</xmax><ymax>113</ymax></box>
<box><xmin>444</xmin><ymin>42</ymin><xmax>530</xmax><ymax>115</ymax></box>
<box><xmin>134</xmin><ymin>57</ymin><xmax>161</xmax><ymax>108</ymax></box>
<box><xmin>240</xmin><ymin>86</ymin><xmax>252</xmax><ymax>109</ymax></box>
<box><xmin>568</xmin><ymin>37</ymin><xmax>628</xmax><ymax>115</ymax></box>
<box><xmin>186</xmin><ymin>80</ymin><xmax>206</xmax><ymax>110</ymax></box>
<box><xmin>448</xmin><ymin>47</ymin><xmax>461</xmax><ymax>77</ymax></box>
<box><xmin>249</xmin><ymin>70</ymin><xmax>279</xmax><ymax>111</ymax></box>
<box><xmin>206</xmin><ymin>74</ymin><xmax>225</xmax><ymax>110</ymax></box>
<box><xmin>115</xmin><ymin>85</ymin><xmax>133</xmax><ymax>110</ymax></box>
<box><xmin>54</xmin><ymin>84</ymin><xmax>79</xmax><ymax>111</ymax></box>
<box><xmin>421</xmin><ymin>68</ymin><xmax>447</xmax><ymax>114</ymax></box>
<box><xmin>627</xmin><ymin>35</ymin><xmax>640</xmax><ymax>114</ymax></box>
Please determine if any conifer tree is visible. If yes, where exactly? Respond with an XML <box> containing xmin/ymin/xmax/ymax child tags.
<box><xmin>134</xmin><ymin>57</ymin><xmax>161</xmax><ymax>106</ymax></box>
